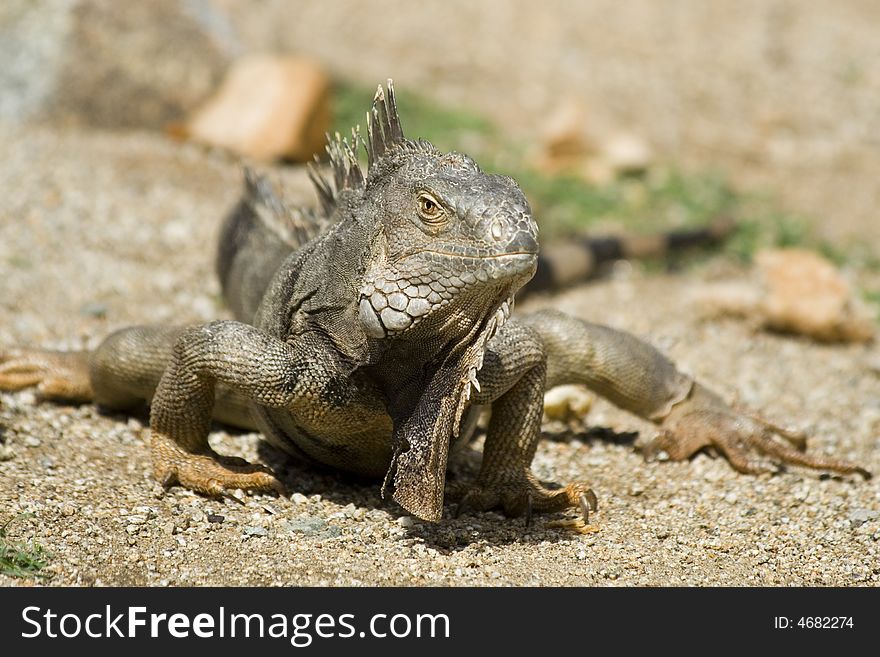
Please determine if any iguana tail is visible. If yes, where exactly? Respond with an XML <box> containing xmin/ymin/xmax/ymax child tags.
<box><xmin>216</xmin><ymin>169</ymin><xmax>328</xmax><ymax>324</ymax></box>
<box><xmin>522</xmin><ymin>216</ymin><xmax>735</xmax><ymax>296</ymax></box>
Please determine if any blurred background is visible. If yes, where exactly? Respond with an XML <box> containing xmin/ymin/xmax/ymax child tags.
<box><xmin>230</xmin><ymin>0</ymin><xmax>880</xmax><ymax>248</ymax></box>
<box><xmin>2</xmin><ymin>0</ymin><xmax>879</xmax><ymax>319</ymax></box>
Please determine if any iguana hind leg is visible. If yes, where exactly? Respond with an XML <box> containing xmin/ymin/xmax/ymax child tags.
<box><xmin>1</xmin><ymin>326</ymin><xmax>258</xmax><ymax>430</ymax></box>
<box><xmin>520</xmin><ymin>309</ymin><xmax>870</xmax><ymax>479</ymax></box>
<box><xmin>650</xmin><ymin>382</ymin><xmax>870</xmax><ymax>478</ymax></box>
<box><xmin>0</xmin><ymin>327</ymin><xmax>184</xmax><ymax>409</ymax></box>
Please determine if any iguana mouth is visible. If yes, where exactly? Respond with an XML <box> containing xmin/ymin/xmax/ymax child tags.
<box><xmin>393</xmin><ymin>250</ymin><xmax>537</xmax><ymax>262</ymax></box>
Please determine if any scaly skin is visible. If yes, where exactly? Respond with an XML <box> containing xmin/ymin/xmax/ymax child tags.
<box><xmin>0</xmin><ymin>81</ymin><xmax>870</xmax><ymax>524</ymax></box>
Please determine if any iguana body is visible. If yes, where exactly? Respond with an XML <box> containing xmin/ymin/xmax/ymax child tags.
<box><xmin>0</xmin><ymin>82</ymin><xmax>868</xmax><ymax>522</ymax></box>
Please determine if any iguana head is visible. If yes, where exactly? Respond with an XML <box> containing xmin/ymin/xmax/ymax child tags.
<box><xmin>356</xmin><ymin>147</ymin><xmax>538</xmax><ymax>340</ymax></box>
<box><xmin>309</xmin><ymin>81</ymin><xmax>539</xmax><ymax>343</ymax></box>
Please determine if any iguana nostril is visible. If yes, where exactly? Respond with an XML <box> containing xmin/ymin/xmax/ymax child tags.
<box><xmin>508</xmin><ymin>229</ymin><xmax>539</xmax><ymax>254</ymax></box>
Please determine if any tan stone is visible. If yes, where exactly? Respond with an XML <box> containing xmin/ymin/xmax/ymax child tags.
<box><xmin>756</xmin><ymin>248</ymin><xmax>875</xmax><ymax>343</ymax></box>
<box><xmin>543</xmin><ymin>384</ymin><xmax>593</xmax><ymax>423</ymax></box>
<box><xmin>184</xmin><ymin>55</ymin><xmax>330</xmax><ymax>162</ymax></box>
<box><xmin>601</xmin><ymin>132</ymin><xmax>653</xmax><ymax>177</ymax></box>
<box><xmin>537</xmin><ymin>100</ymin><xmax>594</xmax><ymax>168</ymax></box>
<box><xmin>534</xmin><ymin>100</ymin><xmax>652</xmax><ymax>183</ymax></box>
<box><xmin>695</xmin><ymin>248</ymin><xmax>876</xmax><ymax>343</ymax></box>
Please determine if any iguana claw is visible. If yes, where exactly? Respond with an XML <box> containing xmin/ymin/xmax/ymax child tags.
<box><xmin>0</xmin><ymin>348</ymin><xmax>93</xmax><ymax>402</ymax></box>
<box><xmin>647</xmin><ymin>382</ymin><xmax>871</xmax><ymax>479</ymax></box>
<box><xmin>151</xmin><ymin>430</ymin><xmax>286</xmax><ymax>497</ymax></box>
<box><xmin>447</xmin><ymin>478</ymin><xmax>597</xmax><ymax>521</ymax></box>
<box><xmin>579</xmin><ymin>490</ymin><xmax>598</xmax><ymax>523</ymax></box>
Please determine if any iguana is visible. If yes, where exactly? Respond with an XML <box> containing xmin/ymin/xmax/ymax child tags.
<box><xmin>0</xmin><ymin>81</ymin><xmax>869</xmax><ymax>523</ymax></box>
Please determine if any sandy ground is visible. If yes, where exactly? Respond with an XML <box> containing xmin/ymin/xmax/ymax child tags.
<box><xmin>1</xmin><ymin>124</ymin><xmax>878</xmax><ymax>586</ymax></box>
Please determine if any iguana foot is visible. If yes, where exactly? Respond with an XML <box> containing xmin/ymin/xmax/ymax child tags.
<box><xmin>0</xmin><ymin>348</ymin><xmax>93</xmax><ymax>402</ymax></box>
<box><xmin>151</xmin><ymin>431</ymin><xmax>285</xmax><ymax>497</ymax></box>
<box><xmin>448</xmin><ymin>477</ymin><xmax>598</xmax><ymax>522</ymax></box>
<box><xmin>647</xmin><ymin>382</ymin><xmax>871</xmax><ymax>479</ymax></box>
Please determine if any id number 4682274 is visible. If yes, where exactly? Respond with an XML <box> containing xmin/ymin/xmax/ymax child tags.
<box><xmin>774</xmin><ymin>617</ymin><xmax>854</xmax><ymax>629</ymax></box>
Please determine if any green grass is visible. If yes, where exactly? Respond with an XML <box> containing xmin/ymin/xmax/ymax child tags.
<box><xmin>0</xmin><ymin>514</ymin><xmax>52</xmax><ymax>580</ymax></box>
<box><xmin>330</xmin><ymin>80</ymin><xmax>868</xmax><ymax>265</ymax></box>
<box><xmin>333</xmin><ymin>82</ymin><xmax>499</xmax><ymax>156</ymax></box>
<box><xmin>504</xmin><ymin>167</ymin><xmax>739</xmax><ymax>241</ymax></box>
<box><xmin>863</xmin><ymin>289</ymin><xmax>880</xmax><ymax>308</ymax></box>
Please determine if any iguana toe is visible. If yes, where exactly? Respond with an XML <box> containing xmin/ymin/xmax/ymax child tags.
<box><xmin>0</xmin><ymin>348</ymin><xmax>93</xmax><ymax>402</ymax></box>
<box><xmin>151</xmin><ymin>431</ymin><xmax>285</xmax><ymax>497</ymax></box>
<box><xmin>448</xmin><ymin>478</ymin><xmax>596</xmax><ymax>522</ymax></box>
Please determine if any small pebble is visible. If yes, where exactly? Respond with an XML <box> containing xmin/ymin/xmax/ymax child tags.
<box><xmin>849</xmin><ymin>508</ymin><xmax>877</xmax><ymax>526</ymax></box>
<box><xmin>79</xmin><ymin>302</ymin><xmax>108</xmax><ymax>318</ymax></box>
<box><xmin>284</xmin><ymin>517</ymin><xmax>328</xmax><ymax>536</ymax></box>
<box><xmin>628</xmin><ymin>484</ymin><xmax>645</xmax><ymax>497</ymax></box>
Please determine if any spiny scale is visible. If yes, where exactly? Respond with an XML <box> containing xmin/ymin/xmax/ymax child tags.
<box><xmin>366</xmin><ymin>80</ymin><xmax>405</xmax><ymax>168</ymax></box>
<box><xmin>308</xmin><ymin>127</ymin><xmax>364</xmax><ymax>217</ymax></box>
<box><xmin>243</xmin><ymin>167</ymin><xmax>324</xmax><ymax>246</ymax></box>
<box><xmin>308</xmin><ymin>79</ymin><xmax>405</xmax><ymax>218</ymax></box>
<box><xmin>455</xmin><ymin>294</ymin><xmax>515</xmax><ymax>423</ymax></box>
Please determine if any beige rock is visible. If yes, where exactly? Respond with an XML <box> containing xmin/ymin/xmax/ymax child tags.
<box><xmin>580</xmin><ymin>158</ymin><xmax>616</xmax><ymax>186</ymax></box>
<box><xmin>534</xmin><ymin>100</ymin><xmax>651</xmax><ymax>183</ymax></box>
<box><xmin>696</xmin><ymin>248</ymin><xmax>876</xmax><ymax>343</ymax></box>
<box><xmin>756</xmin><ymin>249</ymin><xmax>875</xmax><ymax>343</ymax></box>
<box><xmin>543</xmin><ymin>384</ymin><xmax>593</xmax><ymax>424</ymax></box>
<box><xmin>184</xmin><ymin>55</ymin><xmax>330</xmax><ymax>162</ymax></box>
<box><xmin>0</xmin><ymin>0</ymin><xmax>238</xmax><ymax>128</ymax></box>
<box><xmin>535</xmin><ymin>100</ymin><xmax>596</xmax><ymax>173</ymax></box>
<box><xmin>601</xmin><ymin>132</ymin><xmax>653</xmax><ymax>176</ymax></box>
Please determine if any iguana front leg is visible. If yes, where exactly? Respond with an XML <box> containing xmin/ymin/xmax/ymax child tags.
<box><xmin>454</xmin><ymin>310</ymin><xmax>869</xmax><ymax>522</ymax></box>
<box><xmin>522</xmin><ymin>310</ymin><xmax>870</xmax><ymax>479</ymax></box>
<box><xmin>0</xmin><ymin>326</ymin><xmax>257</xmax><ymax>429</ymax></box>
<box><xmin>448</xmin><ymin>321</ymin><xmax>595</xmax><ymax>518</ymax></box>
<box><xmin>147</xmin><ymin>320</ymin><xmax>335</xmax><ymax>496</ymax></box>
<box><xmin>1</xmin><ymin>321</ymin><xmax>346</xmax><ymax>496</ymax></box>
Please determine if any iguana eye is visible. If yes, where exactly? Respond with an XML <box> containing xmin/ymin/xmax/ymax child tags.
<box><xmin>417</xmin><ymin>193</ymin><xmax>445</xmax><ymax>224</ymax></box>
